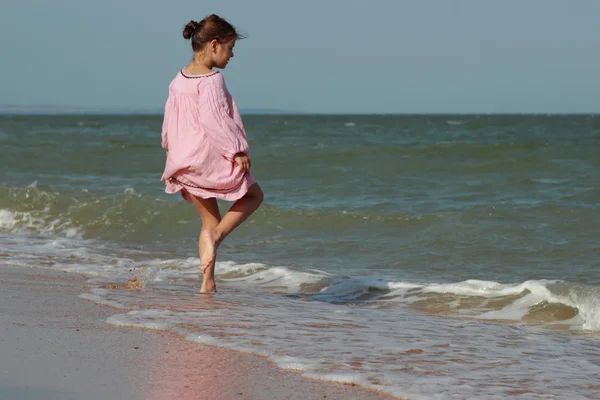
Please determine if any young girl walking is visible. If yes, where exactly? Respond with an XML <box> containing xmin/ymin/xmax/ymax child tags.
<box><xmin>160</xmin><ymin>14</ymin><xmax>263</xmax><ymax>293</ymax></box>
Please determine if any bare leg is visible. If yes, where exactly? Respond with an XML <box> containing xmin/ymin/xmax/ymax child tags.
<box><xmin>188</xmin><ymin>191</ymin><xmax>221</xmax><ymax>293</ymax></box>
<box><xmin>188</xmin><ymin>183</ymin><xmax>263</xmax><ymax>293</ymax></box>
<box><xmin>214</xmin><ymin>183</ymin><xmax>264</xmax><ymax>242</ymax></box>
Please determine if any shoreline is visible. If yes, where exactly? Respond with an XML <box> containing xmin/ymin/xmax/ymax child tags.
<box><xmin>0</xmin><ymin>264</ymin><xmax>400</xmax><ymax>400</ymax></box>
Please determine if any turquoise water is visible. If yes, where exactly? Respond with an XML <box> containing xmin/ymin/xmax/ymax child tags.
<box><xmin>1</xmin><ymin>114</ymin><xmax>599</xmax><ymax>399</ymax></box>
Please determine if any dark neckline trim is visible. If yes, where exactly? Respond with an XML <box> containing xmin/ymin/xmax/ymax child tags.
<box><xmin>180</xmin><ymin>70</ymin><xmax>219</xmax><ymax>79</ymax></box>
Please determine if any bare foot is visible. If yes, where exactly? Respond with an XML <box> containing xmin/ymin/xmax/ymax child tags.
<box><xmin>200</xmin><ymin>276</ymin><xmax>217</xmax><ymax>294</ymax></box>
<box><xmin>199</xmin><ymin>230</ymin><xmax>217</xmax><ymax>274</ymax></box>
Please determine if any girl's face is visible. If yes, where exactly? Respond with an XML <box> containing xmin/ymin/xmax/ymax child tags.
<box><xmin>213</xmin><ymin>39</ymin><xmax>235</xmax><ymax>69</ymax></box>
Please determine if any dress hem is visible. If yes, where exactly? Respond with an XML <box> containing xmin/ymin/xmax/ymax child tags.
<box><xmin>165</xmin><ymin>174</ymin><xmax>256</xmax><ymax>202</ymax></box>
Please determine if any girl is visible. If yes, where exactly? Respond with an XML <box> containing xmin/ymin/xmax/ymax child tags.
<box><xmin>160</xmin><ymin>14</ymin><xmax>263</xmax><ymax>293</ymax></box>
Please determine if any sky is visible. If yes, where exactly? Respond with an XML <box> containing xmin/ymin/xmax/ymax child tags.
<box><xmin>1</xmin><ymin>0</ymin><xmax>600</xmax><ymax>114</ymax></box>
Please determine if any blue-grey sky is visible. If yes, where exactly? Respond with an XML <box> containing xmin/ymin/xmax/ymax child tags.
<box><xmin>2</xmin><ymin>0</ymin><xmax>600</xmax><ymax>114</ymax></box>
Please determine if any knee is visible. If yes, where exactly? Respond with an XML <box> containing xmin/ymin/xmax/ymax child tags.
<box><xmin>255</xmin><ymin>185</ymin><xmax>264</xmax><ymax>205</ymax></box>
<box><xmin>246</xmin><ymin>183</ymin><xmax>264</xmax><ymax>205</ymax></box>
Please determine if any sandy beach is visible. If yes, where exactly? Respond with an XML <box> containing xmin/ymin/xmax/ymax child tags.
<box><xmin>0</xmin><ymin>265</ymin><xmax>398</xmax><ymax>400</ymax></box>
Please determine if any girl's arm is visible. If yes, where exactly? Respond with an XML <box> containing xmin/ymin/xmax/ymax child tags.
<box><xmin>198</xmin><ymin>73</ymin><xmax>249</xmax><ymax>161</ymax></box>
<box><xmin>161</xmin><ymin>96</ymin><xmax>173</xmax><ymax>151</ymax></box>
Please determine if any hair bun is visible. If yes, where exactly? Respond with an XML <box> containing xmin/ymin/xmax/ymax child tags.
<box><xmin>182</xmin><ymin>20</ymin><xmax>198</xmax><ymax>40</ymax></box>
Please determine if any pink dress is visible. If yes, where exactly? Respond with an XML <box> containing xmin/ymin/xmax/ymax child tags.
<box><xmin>161</xmin><ymin>70</ymin><xmax>255</xmax><ymax>202</ymax></box>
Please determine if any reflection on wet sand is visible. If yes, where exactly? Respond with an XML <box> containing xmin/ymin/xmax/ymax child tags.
<box><xmin>141</xmin><ymin>296</ymin><xmax>396</xmax><ymax>400</ymax></box>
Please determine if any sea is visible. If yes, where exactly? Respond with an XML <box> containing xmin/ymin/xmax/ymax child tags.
<box><xmin>1</xmin><ymin>114</ymin><xmax>599</xmax><ymax>399</ymax></box>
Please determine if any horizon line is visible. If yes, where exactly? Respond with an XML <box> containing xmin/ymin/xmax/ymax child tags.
<box><xmin>1</xmin><ymin>106</ymin><xmax>599</xmax><ymax>117</ymax></box>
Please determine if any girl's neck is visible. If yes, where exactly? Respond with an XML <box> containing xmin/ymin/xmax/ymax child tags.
<box><xmin>186</xmin><ymin>54</ymin><xmax>214</xmax><ymax>75</ymax></box>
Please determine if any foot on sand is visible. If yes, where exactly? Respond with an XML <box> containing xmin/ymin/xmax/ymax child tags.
<box><xmin>200</xmin><ymin>276</ymin><xmax>217</xmax><ymax>294</ymax></box>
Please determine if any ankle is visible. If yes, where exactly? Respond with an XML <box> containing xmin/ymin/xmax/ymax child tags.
<box><xmin>202</xmin><ymin>276</ymin><xmax>216</xmax><ymax>286</ymax></box>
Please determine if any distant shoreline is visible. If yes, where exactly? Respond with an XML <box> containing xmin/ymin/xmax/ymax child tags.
<box><xmin>1</xmin><ymin>106</ymin><xmax>598</xmax><ymax>116</ymax></box>
<box><xmin>0</xmin><ymin>106</ymin><xmax>294</xmax><ymax>116</ymax></box>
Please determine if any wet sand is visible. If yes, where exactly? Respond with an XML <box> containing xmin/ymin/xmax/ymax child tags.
<box><xmin>0</xmin><ymin>265</ymin><xmax>400</xmax><ymax>400</ymax></box>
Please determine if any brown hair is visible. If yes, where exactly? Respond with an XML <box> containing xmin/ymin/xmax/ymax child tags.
<box><xmin>183</xmin><ymin>14</ymin><xmax>245</xmax><ymax>52</ymax></box>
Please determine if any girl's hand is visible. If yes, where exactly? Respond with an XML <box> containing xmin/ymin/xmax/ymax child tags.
<box><xmin>234</xmin><ymin>153</ymin><xmax>251</xmax><ymax>171</ymax></box>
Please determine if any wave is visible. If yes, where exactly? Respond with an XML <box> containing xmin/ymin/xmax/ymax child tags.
<box><xmin>189</xmin><ymin>261</ymin><xmax>600</xmax><ymax>331</ymax></box>
<box><xmin>0</xmin><ymin>184</ymin><xmax>438</xmax><ymax>241</ymax></box>
<box><xmin>5</xmin><ymin>224</ymin><xmax>596</xmax><ymax>332</ymax></box>
<box><xmin>246</xmin><ymin>273</ymin><xmax>600</xmax><ymax>331</ymax></box>
<box><xmin>0</xmin><ymin>184</ymin><xmax>183</xmax><ymax>241</ymax></box>
<box><xmin>215</xmin><ymin>263</ymin><xmax>598</xmax><ymax>330</ymax></box>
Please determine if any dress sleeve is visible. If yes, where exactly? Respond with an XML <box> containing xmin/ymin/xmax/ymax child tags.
<box><xmin>198</xmin><ymin>73</ymin><xmax>249</xmax><ymax>161</ymax></box>
<box><xmin>161</xmin><ymin>96</ymin><xmax>172</xmax><ymax>151</ymax></box>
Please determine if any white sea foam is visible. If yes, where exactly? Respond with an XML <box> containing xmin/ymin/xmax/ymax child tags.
<box><xmin>418</xmin><ymin>278</ymin><xmax>600</xmax><ymax>329</ymax></box>
<box><xmin>221</xmin><ymin>264</ymin><xmax>328</xmax><ymax>292</ymax></box>
<box><xmin>568</xmin><ymin>287</ymin><xmax>600</xmax><ymax>331</ymax></box>
<box><xmin>0</xmin><ymin>208</ymin><xmax>83</xmax><ymax>238</ymax></box>
<box><xmin>422</xmin><ymin>279</ymin><xmax>559</xmax><ymax>297</ymax></box>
